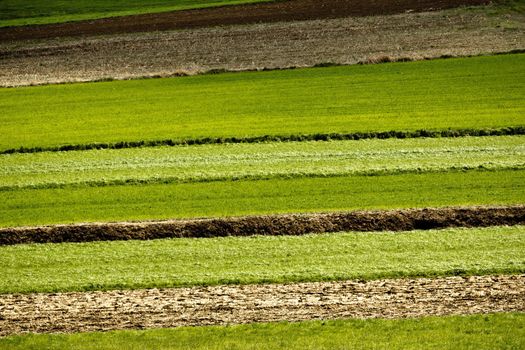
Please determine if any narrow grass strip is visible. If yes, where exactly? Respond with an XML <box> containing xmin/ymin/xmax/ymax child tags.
<box><xmin>0</xmin><ymin>225</ymin><xmax>523</xmax><ymax>294</ymax></box>
<box><xmin>2</xmin><ymin>127</ymin><xmax>523</xmax><ymax>155</ymax></box>
<box><xmin>1</xmin><ymin>313</ymin><xmax>523</xmax><ymax>350</ymax></box>
<box><xmin>0</xmin><ymin>169</ymin><xmax>523</xmax><ymax>228</ymax></box>
<box><xmin>1</xmin><ymin>135</ymin><xmax>523</xmax><ymax>189</ymax></box>
<box><xmin>1</xmin><ymin>54</ymin><xmax>523</xmax><ymax>152</ymax></box>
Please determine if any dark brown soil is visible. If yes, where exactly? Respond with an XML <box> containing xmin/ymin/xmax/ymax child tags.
<box><xmin>0</xmin><ymin>275</ymin><xmax>523</xmax><ymax>335</ymax></box>
<box><xmin>0</xmin><ymin>0</ymin><xmax>490</xmax><ymax>41</ymax></box>
<box><xmin>1</xmin><ymin>206</ymin><xmax>523</xmax><ymax>245</ymax></box>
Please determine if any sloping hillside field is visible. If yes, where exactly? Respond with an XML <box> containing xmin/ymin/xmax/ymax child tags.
<box><xmin>0</xmin><ymin>5</ymin><xmax>524</xmax><ymax>344</ymax></box>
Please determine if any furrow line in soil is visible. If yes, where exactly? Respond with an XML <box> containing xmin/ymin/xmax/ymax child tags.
<box><xmin>0</xmin><ymin>0</ymin><xmax>490</xmax><ymax>41</ymax></box>
<box><xmin>2</xmin><ymin>8</ymin><xmax>523</xmax><ymax>87</ymax></box>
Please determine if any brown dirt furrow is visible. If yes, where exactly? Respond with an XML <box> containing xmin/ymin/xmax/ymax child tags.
<box><xmin>0</xmin><ymin>0</ymin><xmax>490</xmax><ymax>41</ymax></box>
<box><xmin>0</xmin><ymin>275</ymin><xmax>523</xmax><ymax>336</ymax></box>
<box><xmin>2</xmin><ymin>9</ymin><xmax>523</xmax><ymax>87</ymax></box>
<box><xmin>1</xmin><ymin>205</ymin><xmax>524</xmax><ymax>245</ymax></box>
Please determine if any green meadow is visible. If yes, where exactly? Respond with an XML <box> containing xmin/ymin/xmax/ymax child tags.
<box><xmin>1</xmin><ymin>54</ymin><xmax>523</xmax><ymax>153</ymax></box>
<box><xmin>1</xmin><ymin>136</ymin><xmax>522</xmax><ymax>189</ymax></box>
<box><xmin>1</xmin><ymin>313</ymin><xmax>524</xmax><ymax>350</ymax></box>
<box><xmin>1</xmin><ymin>169</ymin><xmax>523</xmax><ymax>227</ymax></box>
<box><xmin>1</xmin><ymin>226</ymin><xmax>523</xmax><ymax>294</ymax></box>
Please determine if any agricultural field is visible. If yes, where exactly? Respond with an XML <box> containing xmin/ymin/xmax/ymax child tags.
<box><xmin>2</xmin><ymin>136</ymin><xmax>523</xmax><ymax>189</ymax></box>
<box><xmin>1</xmin><ymin>54</ymin><xmax>524</xmax><ymax>152</ymax></box>
<box><xmin>1</xmin><ymin>0</ymin><xmax>524</xmax><ymax>86</ymax></box>
<box><xmin>0</xmin><ymin>0</ymin><xmax>274</xmax><ymax>27</ymax></box>
<box><xmin>0</xmin><ymin>0</ymin><xmax>524</xmax><ymax>347</ymax></box>
<box><xmin>2</xmin><ymin>314</ymin><xmax>524</xmax><ymax>350</ymax></box>
<box><xmin>0</xmin><ymin>0</ymin><xmax>489</xmax><ymax>32</ymax></box>
<box><xmin>1</xmin><ymin>170</ymin><xmax>524</xmax><ymax>227</ymax></box>
<box><xmin>1</xmin><ymin>226</ymin><xmax>524</xmax><ymax>294</ymax></box>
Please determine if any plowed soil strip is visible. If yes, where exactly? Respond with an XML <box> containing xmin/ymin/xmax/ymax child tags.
<box><xmin>1</xmin><ymin>206</ymin><xmax>524</xmax><ymax>245</ymax></box>
<box><xmin>0</xmin><ymin>275</ymin><xmax>523</xmax><ymax>336</ymax></box>
<box><xmin>2</xmin><ymin>10</ymin><xmax>524</xmax><ymax>88</ymax></box>
<box><xmin>0</xmin><ymin>0</ymin><xmax>489</xmax><ymax>41</ymax></box>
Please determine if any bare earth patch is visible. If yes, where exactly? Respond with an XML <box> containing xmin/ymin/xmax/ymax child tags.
<box><xmin>1</xmin><ymin>205</ymin><xmax>523</xmax><ymax>245</ymax></box>
<box><xmin>0</xmin><ymin>275</ymin><xmax>523</xmax><ymax>336</ymax></box>
<box><xmin>1</xmin><ymin>9</ymin><xmax>523</xmax><ymax>87</ymax></box>
<box><xmin>0</xmin><ymin>0</ymin><xmax>489</xmax><ymax>41</ymax></box>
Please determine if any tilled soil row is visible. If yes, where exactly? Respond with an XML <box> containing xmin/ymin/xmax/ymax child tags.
<box><xmin>1</xmin><ymin>206</ymin><xmax>524</xmax><ymax>245</ymax></box>
<box><xmin>2</xmin><ymin>9</ymin><xmax>523</xmax><ymax>87</ymax></box>
<box><xmin>0</xmin><ymin>0</ymin><xmax>490</xmax><ymax>41</ymax></box>
<box><xmin>0</xmin><ymin>275</ymin><xmax>523</xmax><ymax>336</ymax></box>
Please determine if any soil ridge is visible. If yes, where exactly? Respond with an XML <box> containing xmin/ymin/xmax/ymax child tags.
<box><xmin>2</xmin><ymin>205</ymin><xmax>524</xmax><ymax>245</ymax></box>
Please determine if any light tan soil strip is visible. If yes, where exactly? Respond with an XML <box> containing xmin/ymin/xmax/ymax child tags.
<box><xmin>1</xmin><ymin>9</ymin><xmax>523</xmax><ymax>87</ymax></box>
<box><xmin>1</xmin><ymin>206</ymin><xmax>524</xmax><ymax>246</ymax></box>
<box><xmin>0</xmin><ymin>0</ymin><xmax>489</xmax><ymax>41</ymax></box>
<box><xmin>0</xmin><ymin>275</ymin><xmax>523</xmax><ymax>336</ymax></box>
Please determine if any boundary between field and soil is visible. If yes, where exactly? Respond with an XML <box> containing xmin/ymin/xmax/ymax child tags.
<box><xmin>1</xmin><ymin>206</ymin><xmax>523</xmax><ymax>245</ymax></box>
<box><xmin>0</xmin><ymin>0</ymin><xmax>490</xmax><ymax>41</ymax></box>
<box><xmin>1</xmin><ymin>313</ymin><xmax>523</xmax><ymax>349</ymax></box>
<box><xmin>2</xmin><ymin>50</ymin><xmax>524</xmax><ymax>89</ymax></box>
<box><xmin>0</xmin><ymin>0</ymin><xmax>278</xmax><ymax>28</ymax></box>
<box><xmin>0</xmin><ymin>275</ymin><xmax>523</xmax><ymax>336</ymax></box>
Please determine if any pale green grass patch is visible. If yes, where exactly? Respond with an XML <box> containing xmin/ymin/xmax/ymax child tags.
<box><xmin>1</xmin><ymin>136</ymin><xmax>523</xmax><ymax>189</ymax></box>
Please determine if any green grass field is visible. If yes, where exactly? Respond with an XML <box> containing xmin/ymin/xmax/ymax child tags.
<box><xmin>1</xmin><ymin>54</ymin><xmax>523</xmax><ymax>153</ymax></box>
<box><xmin>0</xmin><ymin>0</ymin><xmax>274</xmax><ymax>27</ymax></box>
<box><xmin>1</xmin><ymin>313</ymin><xmax>524</xmax><ymax>350</ymax></box>
<box><xmin>1</xmin><ymin>136</ymin><xmax>522</xmax><ymax>189</ymax></box>
<box><xmin>1</xmin><ymin>226</ymin><xmax>523</xmax><ymax>294</ymax></box>
<box><xmin>1</xmin><ymin>169</ymin><xmax>523</xmax><ymax>227</ymax></box>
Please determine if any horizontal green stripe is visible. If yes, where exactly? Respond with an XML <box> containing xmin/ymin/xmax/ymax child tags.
<box><xmin>1</xmin><ymin>54</ymin><xmax>523</xmax><ymax>152</ymax></box>
<box><xmin>1</xmin><ymin>136</ymin><xmax>523</xmax><ymax>190</ymax></box>
<box><xmin>2</xmin><ymin>127</ymin><xmax>523</xmax><ymax>155</ymax></box>
<box><xmin>0</xmin><ymin>225</ymin><xmax>523</xmax><ymax>294</ymax></box>
<box><xmin>1</xmin><ymin>314</ymin><xmax>523</xmax><ymax>350</ymax></box>
<box><xmin>1</xmin><ymin>169</ymin><xmax>523</xmax><ymax>228</ymax></box>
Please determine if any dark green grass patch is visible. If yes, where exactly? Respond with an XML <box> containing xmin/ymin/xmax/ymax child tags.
<box><xmin>1</xmin><ymin>54</ymin><xmax>523</xmax><ymax>152</ymax></box>
<box><xmin>1</xmin><ymin>169</ymin><xmax>523</xmax><ymax>228</ymax></box>
<box><xmin>0</xmin><ymin>225</ymin><xmax>523</xmax><ymax>294</ymax></box>
<box><xmin>0</xmin><ymin>0</ymin><xmax>274</xmax><ymax>27</ymax></box>
<box><xmin>1</xmin><ymin>313</ymin><xmax>524</xmax><ymax>350</ymax></box>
